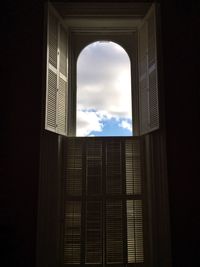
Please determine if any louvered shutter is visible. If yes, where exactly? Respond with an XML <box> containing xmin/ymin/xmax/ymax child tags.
<box><xmin>139</xmin><ymin>4</ymin><xmax>159</xmax><ymax>135</ymax></box>
<box><xmin>64</xmin><ymin>139</ymin><xmax>82</xmax><ymax>196</ymax></box>
<box><xmin>45</xmin><ymin>7</ymin><xmax>68</xmax><ymax>135</ymax></box>
<box><xmin>127</xmin><ymin>200</ymin><xmax>144</xmax><ymax>263</ymax></box>
<box><xmin>63</xmin><ymin>139</ymin><xmax>83</xmax><ymax>264</ymax></box>
<box><xmin>85</xmin><ymin>201</ymin><xmax>102</xmax><ymax>264</ymax></box>
<box><xmin>106</xmin><ymin>142</ymin><xmax>122</xmax><ymax>194</ymax></box>
<box><xmin>64</xmin><ymin>201</ymin><xmax>81</xmax><ymax>264</ymax></box>
<box><xmin>126</xmin><ymin>139</ymin><xmax>142</xmax><ymax>196</ymax></box>
<box><xmin>63</xmin><ymin>138</ymin><xmax>145</xmax><ymax>266</ymax></box>
<box><xmin>125</xmin><ymin>139</ymin><xmax>144</xmax><ymax>264</ymax></box>
<box><xmin>106</xmin><ymin>200</ymin><xmax>123</xmax><ymax>264</ymax></box>
<box><xmin>86</xmin><ymin>141</ymin><xmax>102</xmax><ymax>195</ymax></box>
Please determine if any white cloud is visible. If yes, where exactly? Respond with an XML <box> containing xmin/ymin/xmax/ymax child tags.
<box><xmin>76</xmin><ymin>110</ymin><xmax>104</xmax><ymax>136</ymax></box>
<box><xmin>119</xmin><ymin>120</ymin><xmax>132</xmax><ymax>132</ymax></box>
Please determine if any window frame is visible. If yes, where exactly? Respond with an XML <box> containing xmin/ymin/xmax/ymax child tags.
<box><xmin>44</xmin><ymin>2</ymin><xmax>160</xmax><ymax>138</ymax></box>
<box><xmin>68</xmin><ymin>29</ymin><xmax>139</xmax><ymax>136</ymax></box>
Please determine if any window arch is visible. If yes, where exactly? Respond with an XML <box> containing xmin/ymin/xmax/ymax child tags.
<box><xmin>76</xmin><ymin>41</ymin><xmax>132</xmax><ymax>137</ymax></box>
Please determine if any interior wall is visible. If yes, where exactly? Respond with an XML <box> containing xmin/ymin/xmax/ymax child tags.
<box><xmin>2</xmin><ymin>0</ymin><xmax>199</xmax><ymax>266</ymax></box>
<box><xmin>161</xmin><ymin>1</ymin><xmax>200</xmax><ymax>266</ymax></box>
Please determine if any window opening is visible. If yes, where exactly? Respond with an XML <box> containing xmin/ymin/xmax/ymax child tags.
<box><xmin>76</xmin><ymin>41</ymin><xmax>132</xmax><ymax>137</ymax></box>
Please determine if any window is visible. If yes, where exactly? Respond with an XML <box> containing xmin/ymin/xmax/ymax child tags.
<box><xmin>45</xmin><ymin>2</ymin><xmax>159</xmax><ymax>137</ymax></box>
<box><xmin>76</xmin><ymin>41</ymin><xmax>132</xmax><ymax>137</ymax></box>
<box><xmin>37</xmin><ymin>2</ymin><xmax>171</xmax><ymax>267</ymax></box>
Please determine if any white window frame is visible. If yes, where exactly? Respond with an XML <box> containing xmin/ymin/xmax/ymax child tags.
<box><xmin>68</xmin><ymin>29</ymin><xmax>139</xmax><ymax>136</ymax></box>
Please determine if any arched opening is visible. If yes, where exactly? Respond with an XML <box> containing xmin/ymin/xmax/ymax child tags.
<box><xmin>76</xmin><ymin>41</ymin><xmax>132</xmax><ymax>136</ymax></box>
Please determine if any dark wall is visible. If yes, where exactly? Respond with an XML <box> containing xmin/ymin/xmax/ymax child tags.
<box><xmin>2</xmin><ymin>0</ymin><xmax>199</xmax><ymax>266</ymax></box>
<box><xmin>161</xmin><ymin>1</ymin><xmax>200</xmax><ymax>266</ymax></box>
<box><xmin>2</xmin><ymin>1</ymin><xmax>44</xmax><ymax>266</ymax></box>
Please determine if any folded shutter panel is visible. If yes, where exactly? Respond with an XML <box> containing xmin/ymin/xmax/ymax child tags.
<box><xmin>64</xmin><ymin>140</ymin><xmax>82</xmax><ymax>196</ymax></box>
<box><xmin>46</xmin><ymin>12</ymin><xmax>58</xmax><ymax>132</ymax></box>
<box><xmin>106</xmin><ymin>200</ymin><xmax>123</xmax><ymax>264</ymax></box>
<box><xmin>106</xmin><ymin>142</ymin><xmax>122</xmax><ymax>194</ymax></box>
<box><xmin>86</xmin><ymin>141</ymin><xmax>102</xmax><ymax>195</ymax></box>
<box><xmin>57</xmin><ymin>76</ymin><xmax>67</xmax><ymax>134</ymax></box>
<box><xmin>57</xmin><ymin>25</ymin><xmax>68</xmax><ymax>135</ymax></box>
<box><xmin>125</xmin><ymin>139</ymin><xmax>144</xmax><ymax>263</ymax></box>
<box><xmin>47</xmin><ymin>68</ymin><xmax>57</xmax><ymax>130</ymax></box>
<box><xmin>46</xmin><ymin>7</ymin><xmax>68</xmax><ymax>135</ymax></box>
<box><xmin>125</xmin><ymin>139</ymin><xmax>142</xmax><ymax>195</ymax></box>
<box><xmin>64</xmin><ymin>201</ymin><xmax>81</xmax><ymax>264</ymax></box>
<box><xmin>139</xmin><ymin>4</ymin><xmax>159</xmax><ymax>135</ymax></box>
<box><xmin>148</xmin><ymin>8</ymin><xmax>159</xmax><ymax>131</ymax></box>
<box><xmin>85</xmin><ymin>201</ymin><xmax>102</xmax><ymax>264</ymax></box>
<box><xmin>49</xmin><ymin>12</ymin><xmax>58</xmax><ymax>69</ymax></box>
<box><xmin>127</xmin><ymin>200</ymin><xmax>144</xmax><ymax>263</ymax></box>
<box><xmin>138</xmin><ymin>20</ymin><xmax>149</xmax><ymax>135</ymax></box>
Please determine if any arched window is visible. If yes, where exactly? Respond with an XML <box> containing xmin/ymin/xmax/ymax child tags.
<box><xmin>39</xmin><ymin>4</ymin><xmax>172</xmax><ymax>267</ymax></box>
<box><xmin>76</xmin><ymin>41</ymin><xmax>132</xmax><ymax>137</ymax></box>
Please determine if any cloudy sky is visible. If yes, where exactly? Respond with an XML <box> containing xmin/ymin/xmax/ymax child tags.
<box><xmin>76</xmin><ymin>41</ymin><xmax>132</xmax><ymax>136</ymax></box>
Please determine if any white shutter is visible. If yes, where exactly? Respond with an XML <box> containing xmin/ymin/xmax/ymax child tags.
<box><xmin>46</xmin><ymin>12</ymin><xmax>58</xmax><ymax>131</ymax></box>
<box><xmin>45</xmin><ymin>6</ymin><xmax>68</xmax><ymax>135</ymax></box>
<box><xmin>57</xmin><ymin>25</ymin><xmax>68</xmax><ymax>135</ymax></box>
<box><xmin>139</xmin><ymin>4</ymin><xmax>159</xmax><ymax>135</ymax></box>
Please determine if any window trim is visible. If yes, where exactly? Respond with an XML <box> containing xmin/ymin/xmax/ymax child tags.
<box><xmin>68</xmin><ymin>29</ymin><xmax>139</xmax><ymax>136</ymax></box>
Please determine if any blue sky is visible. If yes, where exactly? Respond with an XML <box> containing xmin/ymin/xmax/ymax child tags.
<box><xmin>76</xmin><ymin>41</ymin><xmax>132</xmax><ymax>136</ymax></box>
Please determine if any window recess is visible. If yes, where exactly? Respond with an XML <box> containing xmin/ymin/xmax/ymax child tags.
<box><xmin>45</xmin><ymin>3</ymin><xmax>159</xmax><ymax>137</ymax></box>
<box><xmin>38</xmin><ymin>3</ymin><xmax>172</xmax><ymax>267</ymax></box>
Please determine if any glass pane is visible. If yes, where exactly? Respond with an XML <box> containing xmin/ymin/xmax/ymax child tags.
<box><xmin>77</xmin><ymin>41</ymin><xmax>132</xmax><ymax>136</ymax></box>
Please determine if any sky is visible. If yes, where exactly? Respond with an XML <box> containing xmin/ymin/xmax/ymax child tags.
<box><xmin>76</xmin><ymin>41</ymin><xmax>132</xmax><ymax>137</ymax></box>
